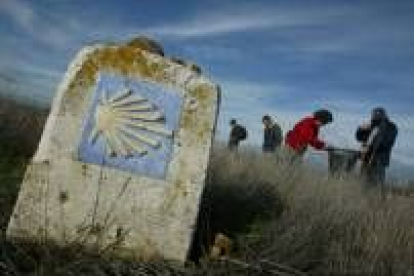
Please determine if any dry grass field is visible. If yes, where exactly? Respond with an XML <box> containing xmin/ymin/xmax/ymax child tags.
<box><xmin>1</xmin><ymin>98</ymin><xmax>413</xmax><ymax>275</ymax></box>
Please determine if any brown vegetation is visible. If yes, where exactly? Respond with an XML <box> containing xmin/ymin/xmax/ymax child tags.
<box><xmin>0</xmin><ymin>98</ymin><xmax>47</xmax><ymax>157</ymax></box>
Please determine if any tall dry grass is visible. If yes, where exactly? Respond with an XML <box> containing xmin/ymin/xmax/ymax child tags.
<box><xmin>202</xmin><ymin>146</ymin><xmax>414</xmax><ymax>275</ymax></box>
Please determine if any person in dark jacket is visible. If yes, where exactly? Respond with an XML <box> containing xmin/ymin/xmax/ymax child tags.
<box><xmin>356</xmin><ymin>107</ymin><xmax>398</xmax><ymax>185</ymax></box>
<box><xmin>262</xmin><ymin>115</ymin><xmax>283</xmax><ymax>153</ymax></box>
<box><xmin>228</xmin><ymin>119</ymin><xmax>247</xmax><ymax>151</ymax></box>
<box><xmin>285</xmin><ymin>109</ymin><xmax>334</xmax><ymax>157</ymax></box>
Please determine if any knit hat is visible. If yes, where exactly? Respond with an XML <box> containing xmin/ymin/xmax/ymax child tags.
<box><xmin>313</xmin><ymin>109</ymin><xmax>333</xmax><ymax>125</ymax></box>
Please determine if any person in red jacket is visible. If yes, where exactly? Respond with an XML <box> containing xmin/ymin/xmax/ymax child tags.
<box><xmin>285</xmin><ymin>109</ymin><xmax>334</xmax><ymax>158</ymax></box>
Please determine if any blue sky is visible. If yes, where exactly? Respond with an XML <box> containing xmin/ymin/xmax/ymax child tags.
<box><xmin>1</xmin><ymin>0</ymin><xmax>413</xmax><ymax>176</ymax></box>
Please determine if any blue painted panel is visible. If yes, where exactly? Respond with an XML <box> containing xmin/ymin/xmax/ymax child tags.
<box><xmin>77</xmin><ymin>73</ymin><xmax>183</xmax><ymax>179</ymax></box>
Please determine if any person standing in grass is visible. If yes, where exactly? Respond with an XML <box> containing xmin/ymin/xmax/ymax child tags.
<box><xmin>228</xmin><ymin>119</ymin><xmax>248</xmax><ymax>151</ymax></box>
<box><xmin>356</xmin><ymin>107</ymin><xmax>398</xmax><ymax>186</ymax></box>
<box><xmin>262</xmin><ymin>115</ymin><xmax>283</xmax><ymax>153</ymax></box>
<box><xmin>284</xmin><ymin>109</ymin><xmax>334</xmax><ymax>160</ymax></box>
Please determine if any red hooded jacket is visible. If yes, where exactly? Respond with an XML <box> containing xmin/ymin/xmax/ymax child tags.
<box><xmin>285</xmin><ymin>116</ymin><xmax>325</xmax><ymax>153</ymax></box>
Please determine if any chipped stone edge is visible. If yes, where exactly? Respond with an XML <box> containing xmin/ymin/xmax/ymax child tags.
<box><xmin>33</xmin><ymin>45</ymin><xmax>105</xmax><ymax>163</ymax></box>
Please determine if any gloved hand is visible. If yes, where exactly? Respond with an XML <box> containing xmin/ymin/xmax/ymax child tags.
<box><xmin>359</xmin><ymin>122</ymin><xmax>371</xmax><ymax>130</ymax></box>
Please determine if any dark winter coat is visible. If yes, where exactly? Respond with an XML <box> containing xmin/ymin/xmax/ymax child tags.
<box><xmin>356</xmin><ymin>119</ymin><xmax>398</xmax><ymax>167</ymax></box>
<box><xmin>228</xmin><ymin>124</ymin><xmax>247</xmax><ymax>149</ymax></box>
<box><xmin>263</xmin><ymin>123</ymin><xmax>283</xmax><ymax>152</ymax></box>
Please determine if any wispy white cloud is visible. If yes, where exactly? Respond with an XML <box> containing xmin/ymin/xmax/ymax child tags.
<box><xmin>140</xmin><ymin>4</ymin><xmax>359</xmax><ymax>39</ymax></box>
<box><xmin>0</xmin><ymin>0</ymin><xmax>83</xmax><ymax>105</ymax></box>
<box><xmin>0</xmin><ymin>0</ymin><xmax>384</xmax><ymax>58</ymax></box>
<box><xmin>0</xmin><ymin>0</ymin><xmax>80</xmax><ymax>47</ymax></box>
<box><xmin>0</xmin><ymin>0</ymin><xmax>35</xmax><ymax>29</ymax></box>
<box><xmin>142</xmin><ymin>15</ymin><xmax>278</xmax><ymax>38</ymax></box>
<box><xmin>182</xmin><ymin>45</ymin><xmax>244</xmax><ymax>62</ymax></box>
<box><xmin>220</xmin><ymin>80</ymin><xmax>287</xmax><ymax>104</ymax></box>
<box><xmin>271</xmin><ymin>26</ymin><xmax>414</xmax><ymax>55</ymax></box>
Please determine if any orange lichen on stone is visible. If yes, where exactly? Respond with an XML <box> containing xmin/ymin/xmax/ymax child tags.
<box><xmin>179</xmin><ymin>85</ymin><xmax>215</xmax><ymax>142</ymax></box>
<box><xmin>93</xmin><ymin>46</ymin><xmax>167</xmax><ymax>81</ymax></box>
<box><xmin>65</xmin><ymin>40</ymin><xmax>177</xmax><ymax>105</ymax></box>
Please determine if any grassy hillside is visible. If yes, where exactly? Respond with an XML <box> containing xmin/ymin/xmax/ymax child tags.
<box><xmin>0</xmin><ymin>98</ymin><xmax>47</xmax><ymax>235</ymax></box>
<box><xmin>1</xmin><ymin>99</ymin><xmax>414</xmax><ymax>275</ymax></box>
<box><xmin>0</xmin><ymin>98</ymin><xmax>48</xmax><ymax>157</ymax></box>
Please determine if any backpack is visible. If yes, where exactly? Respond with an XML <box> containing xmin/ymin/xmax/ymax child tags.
<box><xmin>238</xmin><ymin>126</ymin><xmax>248</xmax><ymax>141</ymax></box>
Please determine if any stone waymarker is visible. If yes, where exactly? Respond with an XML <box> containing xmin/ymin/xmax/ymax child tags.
<box><xmin>7</xmin><ymin>38</ymin><xmax>220</xmax><ymax>261</ymax></box>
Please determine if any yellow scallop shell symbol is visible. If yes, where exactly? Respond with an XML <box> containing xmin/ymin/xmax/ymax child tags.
<box><xmin>89</xmin><ymin>88</ymin><xmax>172</xmax><ymax>157</ymax></box>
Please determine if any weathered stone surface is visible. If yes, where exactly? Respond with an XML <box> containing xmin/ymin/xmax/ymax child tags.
<box><xmin>170</xmin><ymin>57</ymin><xmax>202</xmax><ymax>74</ymax></box>
<box><xmin>7</xmin><ymin>39</ymin><xmax>220</xmax><ymax>262</ymax></box>
<box><xmin>127</xmin><ymin>36</ymin><xmax>165</xmax><ymax>57</ymax></box>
